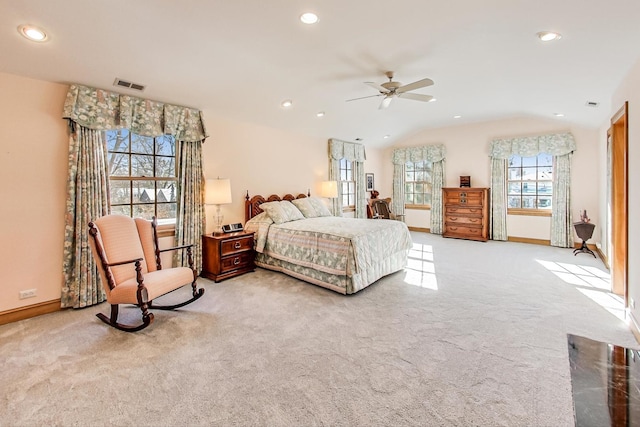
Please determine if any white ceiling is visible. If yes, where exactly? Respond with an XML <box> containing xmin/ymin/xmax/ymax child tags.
<box><xmin>2</xmin><ymin>0</ymin><xmax>639</xmax><ymax>147</ymax></box>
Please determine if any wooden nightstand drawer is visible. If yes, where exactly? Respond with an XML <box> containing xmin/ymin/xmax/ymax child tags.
<box><xmin>220</xmin><ymin>251</ymin><xmax>254</xmax><ymax>273</ymax></box>
<box><xmin>220</xmin><ymin>235</ymin><xmax>253</xmax><ymax>256</ymax></box>
<box><xmin>201</xmin><ymin>231</ymin><xmax>256</xmax><ymax>282</ymax></box>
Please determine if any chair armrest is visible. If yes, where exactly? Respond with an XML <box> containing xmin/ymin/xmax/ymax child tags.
<box><xmin>158</xmin><ymin>244</ymin><xmax>193</xmax><ymax>253</ymax></box>
<box><xmin>106</xmin><ymin>257</ymin><xmax>144</xmax><ymax>267</ymax></box>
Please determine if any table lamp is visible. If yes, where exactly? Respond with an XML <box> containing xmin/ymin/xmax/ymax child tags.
<box><xmin>205</xmin><ymin>178</ymin><xmax>232</xmax><ymax>235</ymax></box>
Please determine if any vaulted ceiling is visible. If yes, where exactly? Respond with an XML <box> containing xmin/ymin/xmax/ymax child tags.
<box><xmin>2</xmin><ymin>0</ymin><xmax>639</xmax><ymax>147</ymax></box>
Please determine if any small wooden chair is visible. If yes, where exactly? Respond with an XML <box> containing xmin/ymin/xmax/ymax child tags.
<box><xmin>371</xmin><ymin>198</ymin><xmax>405</xmax><ymax>221</ymax></box>
<box><xmin>88</xmin><ymin>214</ymin><xmax>205</xmax><ymax>332</ymax></box>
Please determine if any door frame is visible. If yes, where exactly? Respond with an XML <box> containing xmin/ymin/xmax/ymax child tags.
<box><xmin>609</xmin><ymin>102</ymin><xmax>628</xmax><ymax>300</ymax></box>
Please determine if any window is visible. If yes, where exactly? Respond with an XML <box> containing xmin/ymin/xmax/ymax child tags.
<box><xmin>339</xmin><ymin>158</ymin><xmax>355</xmax><ymax>209</ymax></box>
<box><xmin>405</xmin><ymin>161</ymin><xmax>432</xmax><ymax>207</ymax></box>
<box><xmin>507</xmin><ymin>153</ymin><xmax>553</xmax><ymax>211</ymax></box>
<box><xmin>105</xmin><ymin>129</ymin><xmax>177</xmax><ymax>225</ymax></box>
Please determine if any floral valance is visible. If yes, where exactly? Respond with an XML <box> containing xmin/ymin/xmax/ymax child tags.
<box><xmin>63</xmin><ymin>84</ymin><xmax>208</xmax><ymax>142</ymax></box>
<box><xmin>489</xmin><ymin>132</ymin><xmax>576</xmax><ymax>159</ymax></box>
<box><xmin>329</xmin><ymin>139</ymin><xmax>366</xmax><ymax>161</ymax></box>
<box><xmin>392</xmin><ymin>144</ymin><xmax>445</xmax><ymax>165</ymax></box>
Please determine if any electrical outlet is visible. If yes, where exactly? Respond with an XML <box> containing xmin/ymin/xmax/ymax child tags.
<box><xmin>19</xmin><ymin>289</ymin><xmax>37</xmax><ymax>299</ymax></box>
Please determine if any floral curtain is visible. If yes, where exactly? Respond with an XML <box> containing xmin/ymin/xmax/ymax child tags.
<box><xmin>328</xmin><ymin>139</ymin><xmax>367</xmax><ymax>218</ymax></box>
<box><xmin>489</xmin><ymin>132</ymin><xmax>576</xmax><ymax>246</ymax></box>
<box><xmin>175</xmin><ymin>141</ymin><xmax>206</xmax><ymax>272</ymax></box>
<box><xmin>61</xmin><ymin>84</ymin><xmax>208</xmax><ymax>308</ymax></box>
<box><xmin>61</xmin><ymin>125</ymin><xmax>110</xmax><ymax>308</ymax></box>
<box><xmin>392</xmin><ymin>144</ymin><xmax>446</xmax><ymax>232</ymax></box>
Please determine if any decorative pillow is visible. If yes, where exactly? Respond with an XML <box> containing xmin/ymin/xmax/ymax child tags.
<box><xmin>291</xmin><ymin>197</ymin><xmax>332</xmax><ymax>218</ymax></box>
<box><xmin>259</xmin><ymin>201</ymin><xmax>305</xmax><ymax>224</ymax></box>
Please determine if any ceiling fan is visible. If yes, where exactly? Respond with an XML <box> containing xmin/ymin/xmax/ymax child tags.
<box><xmin>347</xmin><ymin>71</ymin><xmax>434</xmax><ymax>109</ymax></box>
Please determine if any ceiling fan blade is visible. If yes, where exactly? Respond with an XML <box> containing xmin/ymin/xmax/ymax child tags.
<box><xmin>379</xmin><ymin>96</ymin><xmax>393</xmax><ymax>110</ymax></box>
<box><xmin>346</xmin><ymin>94</ymin><xmax>383</xmax><ymax>102</ymax></box>
<box><xmin>364</xmin><ymin>81</ymin><xmax>390</xmax><ymax>93</ymax></box>
<box><xmin>396</xmin><ymin>78</ymin><xmax>434</xmax><ymax>94</ymax></box>
<box><xmin>397</xmin><ymin>93</ymin><xmax>434</xmax><ymax>102</ymax></box>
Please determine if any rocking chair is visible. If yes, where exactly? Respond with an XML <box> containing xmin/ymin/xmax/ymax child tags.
<box><xmin>88</xmin><ymin>214</ymin><xmax>205</xmax><ymax>332</ymax></box>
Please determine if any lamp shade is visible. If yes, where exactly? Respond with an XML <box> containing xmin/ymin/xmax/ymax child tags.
<box><xmin>320</xmin><ymin>180</ymin><xmax>338</xmax><ymax>198</ymax></box>
<box><xmin>205</xmin><ymin>178</ymin><xmax>232</xmax><ymax>205</ymax></box>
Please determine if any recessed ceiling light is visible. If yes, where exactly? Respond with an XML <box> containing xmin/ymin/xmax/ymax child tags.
<box><xmin>281</xmin><ymin>99</ymin><xmax>293</xmax><ymax>108</ymax></box>
<box><xmin>316</xmin><ymin>111</ymin><xmax>325</xmax><ymax>117</ymax></box>
<box><xmin>428</xmin><ymin>98</ymin><xmax>437</xmax><ymax>102</ymax></box>
<box><xmin>537</xmin><ymin>31</ymin><xmax>562</xmax><ymax>42</ymax></box>
<box><xmin>453</xmin><ymin>115</ymin><xmax>462</xmax><ymax>119</ymax></box>
<box><xmin>300</xmin><ymin>12</ymin><xmax>319</xmax><ymax>24</ymax></box>
<box><xmin>383</xmin><ymin>135</ymin><xmax>390</xmax><ymax>139</ymax></box>
<box><xmin>18</xmin><ymin>24</ymin><xmax>48</xmax><ymax>42</ymax></box>
<box><xmin>553</xmin><ymin>113</ymin><xmax>565</xmax><ymax>117</ymax></box>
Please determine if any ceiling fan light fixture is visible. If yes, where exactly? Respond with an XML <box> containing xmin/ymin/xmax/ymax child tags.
<box><xmin>18</xmin><ymin>24</ymin><xmax>48</xmax><ymax>42</ymax></box>
<box><xmin>300</xmin><ymin>12</ymin><xmax>319</xmax><ymax>24</ymax></box>
<box><xmin>537</xmin><ymin>31</ymin><xmax>562</xmax><ymax>42</ymax></box>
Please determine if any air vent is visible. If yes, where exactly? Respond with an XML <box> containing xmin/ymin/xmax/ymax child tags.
<box><xmin>585</xmin><ymin>101</ymin><xmax>599</xmax><ymax>107</ymax></box>
<box><xmin>113</xmin><ymin>78</ymin><xmax>145</xmax><ymax>91</ymax></box>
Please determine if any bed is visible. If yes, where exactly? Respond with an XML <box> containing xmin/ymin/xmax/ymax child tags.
<box><xmin>243</xmin><ymin>192</ymin><xmax>413</xmax><ymax>294</ymax></box>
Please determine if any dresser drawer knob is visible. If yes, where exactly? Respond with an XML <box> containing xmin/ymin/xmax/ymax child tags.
<box><xmin>234</xmin><ymin>242</ymin><xmax>242</xmax><ymax>249</ymax></box>
<box><xmin>233</xmin><ymin>257</ymin><xmax>240</xmax><ymax>265</ymax></box>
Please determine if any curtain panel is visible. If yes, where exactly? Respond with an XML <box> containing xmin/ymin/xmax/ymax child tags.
<box><xmin>328</xmin><ymin>139</ymin><xmax>367</xmax><ymax>218</ymax></box>
<box><xmin>488</xmin><ymin>132</ymin><xmax>576</xmax><ymax>246</ymax></box>
<box><xmin>62</xmin><ymin>84</ymin><xmax>208</xmax><ymax>308</ymax></box>
<box><xmin>392</xmin><ymin>144</ymin><xmax>446</xmax><ymax>232</ymax></box>
<box><xmin>61</xmin><ymin>125</ymin><xmax>110</xmax><ymax>308</ymax></box>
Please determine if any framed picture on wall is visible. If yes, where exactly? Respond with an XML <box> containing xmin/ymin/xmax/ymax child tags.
<box><xmin>366</xmin><ymin>173</ymin><xmax>374</xmax><ymax>192</ymax></box>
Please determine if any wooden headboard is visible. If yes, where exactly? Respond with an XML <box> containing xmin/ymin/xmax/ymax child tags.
<box><xmin>244</xmin><ymin>190</ymin><xmax>310</xmax><ymax>222</ymax></box>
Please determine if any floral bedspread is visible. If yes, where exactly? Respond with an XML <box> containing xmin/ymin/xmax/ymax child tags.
<box><xmin>246</xmin><ymin>216</ymin><xmax>413</xmax><ymax>278</ymax></box>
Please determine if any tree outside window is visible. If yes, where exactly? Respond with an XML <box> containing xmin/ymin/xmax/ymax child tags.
<box><xmin>405</xmin><ymin>161</ymin><xmax>432</xmax><ymax>207</ymax></box>
<box><xmin>105</xmin><ymin>129</ymin><xmax>178</xmax><ymax>225</ymax></box>
<box><xmin>507</xmin><ymin>153</ymin><xmax>553</xmax><ymax>210</ymax></box>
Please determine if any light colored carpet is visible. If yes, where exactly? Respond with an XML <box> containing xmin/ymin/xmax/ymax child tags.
<box><xmin>0</xmin><ymin>231</ymin><xmax>636</xmax><ymax>426</ymax></box>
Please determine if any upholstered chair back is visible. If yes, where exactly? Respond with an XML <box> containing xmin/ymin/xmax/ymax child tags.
<box><xmin>92</xmin><ymin>215</ymin><xmax>150</xmax><ymax>287</ymax></box>
<box><xmin>134</xmin><ymin>218</ymin><xmax>158</xmax><ymax>273</ymax></box>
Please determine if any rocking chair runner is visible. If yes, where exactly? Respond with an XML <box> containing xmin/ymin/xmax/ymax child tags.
<box><xmin>88</xmin><ymin>215</ymin><xmax>205</xmax><ymax>332</ymax></box>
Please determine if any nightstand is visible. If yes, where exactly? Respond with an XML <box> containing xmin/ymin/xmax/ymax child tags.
<box><xmin>201</xmin><ymin>231</ymin><xmax>255</xmax><ymax>282</ymax></box>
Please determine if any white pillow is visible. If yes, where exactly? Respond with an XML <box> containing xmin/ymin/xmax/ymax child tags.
<box><xmin>260</xmin><ymin>201</ymin><xmax>305</xmax><ymax>224</ymax></box>
<box><xmin>291</xmin><ymin>197</ymin><xmax>332</xmax><ymax>218</ymax></box>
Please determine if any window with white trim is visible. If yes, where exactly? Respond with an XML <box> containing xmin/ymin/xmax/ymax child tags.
<box><xmin>339</xmin><ymin>158</ymin><xmax>355</xmax><ymax>209</ymax></box>
<box><xmin>507</xmin><ymin>153</ymin><xmax>553</xmax><ymax>210</ymax></box>
<box><xmin>404</xmin><ymin>160</ymin><xmax>432</xmax><ymax>207</ymax></box>
<box><xmin>105</xmin><ymin>129</ymin><xmax>178</xmax><ymax>225</ymax></box>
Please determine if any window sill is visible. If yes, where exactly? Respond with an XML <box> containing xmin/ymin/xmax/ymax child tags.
<box><xmin>508</xmin><ymin>209</ymin><xmax>552</xmax><ymax>217</ymax></box>
<box><xmin>157</xmin><ymin>225</ymin><xmax>176</xmax><ymax>238</ymax></box>
<box><xmin>405</xmin><ymin>205</ymin><xmax>431</xmax><ymax>211</ymax></box>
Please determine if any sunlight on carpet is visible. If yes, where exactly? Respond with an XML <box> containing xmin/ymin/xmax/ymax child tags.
<box><xmin>537</xmin><ymin>259</ymin><xmax>624</xmax><ymax>321</ymax></box>
<box><xmin>404</xmin><ymin>242</ymin><xmax>438</xmax><ymax>290</ymax></box>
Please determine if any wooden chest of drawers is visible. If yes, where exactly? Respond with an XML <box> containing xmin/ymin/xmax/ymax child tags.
<box><xmin>201</xmin><ymin>231</ymin><xmax>255</xmax><ymax>282</ymax></box>
<box><xmin>442</xmin><ymin>187</ymin><xmax>490</xmax><ymax>242</ymax></box>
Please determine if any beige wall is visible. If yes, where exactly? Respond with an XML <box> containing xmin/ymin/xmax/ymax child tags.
<box><xmin>387</xmin><ymin>116</ymin><xmax>601</xmax><ymax>242</ymax></box>
<box><xmin>0</xmin><ymin>73</ymin><xmax>69</xmax><ymax>312</ymax></box>
<box><xmin>610</xmin><ymin>58</ymin><xmax>640</xmax><ymax>327</ymax></box>
<box><xmin>200</xmin><ymin>114</ymin><xmax>383</xmax><ymax>232</ymax></box>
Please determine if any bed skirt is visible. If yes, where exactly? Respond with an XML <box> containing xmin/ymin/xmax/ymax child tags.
<box><xmin>254</xmin><ymin>248</ymin><xmax>408</xmax><ymax>294</ymax></box>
